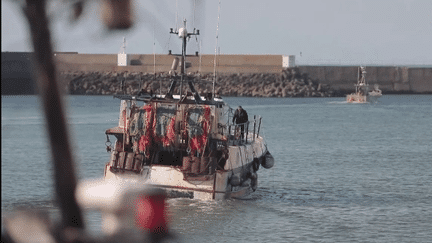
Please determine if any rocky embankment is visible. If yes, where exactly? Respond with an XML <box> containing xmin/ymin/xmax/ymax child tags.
<box><xmin>61</xmin><ymin>68</ymin><xmax>339</xmax><ymax>97</ymax></box>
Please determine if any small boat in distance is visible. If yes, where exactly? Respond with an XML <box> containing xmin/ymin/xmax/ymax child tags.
<box><xmin>369</xmin><ymin>84</ymin><xmax>383</xmax><ymax>97</ymax></box>
<box><xmin>346</xmin><ymin>66</ymin><xmax>382</xmax><ymax>103</ymax></box>
<box><xmin>103</xmin><ymin>20</ymin><xmax>274</xmax><ymax>200</ymax></box>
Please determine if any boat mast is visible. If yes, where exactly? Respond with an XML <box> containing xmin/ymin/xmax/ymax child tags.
<box><xmin>168</xmin><ymin>19</ymin><xmax>202</xmax><ymax>102</ymax></box>
<box><xmin>356</xmin><ymin>66</ymin><xmax>367</xmax><ymax>94</ymax></box>
<box><xmin>356</xmin><ymin>66</ymin><xmax>360</xmax><ymax>94</ymax></box>
<box><xmin>180</xmin><ymin>19</ymin><xmax>187</xmax><ymax>97</ymax></box>
<box><xmin>360</xmin><ymin>66</ymin><xmax>366</xmax><ymax>85</ymax></box>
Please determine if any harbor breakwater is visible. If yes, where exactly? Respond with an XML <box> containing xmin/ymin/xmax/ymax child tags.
<box><xmin>62</xmin><ymin>68</ymin><xmax>336</xmax><ymax>97</ymax></box>
<box><xmin>2</xmin><ymin>52</ymin><xmax>431</xmax><ymax>95</ymax></box>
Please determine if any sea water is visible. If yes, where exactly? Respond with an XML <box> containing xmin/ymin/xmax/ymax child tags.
<box><xmin>2</xmin><ymin>95</ymin><xmax>432</xmax><ymax>242</ymax></box>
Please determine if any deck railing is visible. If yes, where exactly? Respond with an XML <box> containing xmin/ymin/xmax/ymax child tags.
<box><xmin>227</xmin><ymin>115</ymin><xmax>262</xmax><ymax>145</ymax></box>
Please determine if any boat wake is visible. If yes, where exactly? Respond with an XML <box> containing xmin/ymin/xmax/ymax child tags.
<box><xmin>328</xmin><ymin>101</ymin><xmax>373</xmax><ymax>105</ymax></box>
<box><xmin>328</xmin><ymin>101</ymin><xmax>349</xmax><ymax>104</ymax></box>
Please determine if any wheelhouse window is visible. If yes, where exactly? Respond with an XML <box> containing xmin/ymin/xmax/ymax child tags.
<box><xmin>155</xmin><ymin>107</ymin><xmax>176</xmax><ymax>137</ymax></box>
<box><xmin>187</xmin><ymin>108</ymin><xmax>205</xmax><ymax>137</ymax></box>
<box><xmin>130</xmin><ymin>109</ymin><xmax>146</xmax><ymax>136</ymax></box>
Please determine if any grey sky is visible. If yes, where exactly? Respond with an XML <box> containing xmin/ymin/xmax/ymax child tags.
<box><xmin>2</xmin><ymin>0</ymin><xmax>432</xmax><ymax>65</ymax></box>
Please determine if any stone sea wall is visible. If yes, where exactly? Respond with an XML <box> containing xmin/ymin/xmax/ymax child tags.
<box><xmin>54</xmin><ymin>53</ymin><xmax>432</xmax><ymax>95</ymax></box>
<box><xmin>62</xmin><ymin>68</ymin><xmax>337</xmax><ymax>97</ymax></box>
<box><xmin>2</xmin><ymin>52</ymin><xmax>431</xmax><ymax>95</ymax></box>
<box><xmin>297</xmin><ymin>65</ymin><xmax>432</xmax><ymax>94</ymax></box>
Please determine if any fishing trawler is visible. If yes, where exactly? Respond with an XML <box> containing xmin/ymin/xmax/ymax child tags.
<box><xmin>103</xmin><ymin>21</ymin><xmax>274</xmax><ymax>200</ymax></box>
<box><xmin>346</xmin><ymin>66</ymin><xmax>382</xmax><ymax>103</ymax></box>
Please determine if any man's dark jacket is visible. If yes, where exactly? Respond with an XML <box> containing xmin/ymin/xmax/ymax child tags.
<box><xmin>233</xmin><ymin>108</ymin><xmax>248</xmax><ymax>124</ymax></box>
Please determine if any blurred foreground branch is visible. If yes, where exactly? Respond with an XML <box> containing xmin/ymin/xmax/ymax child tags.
<box><xmin>2</xmin><ymin>1</ymin><xmax>173</xmax><ymax>242</ymax></box>
<box><xmin>23</xmin><ymin>0</ymin><xmax>84</xmax><ymax>230</ymax></box>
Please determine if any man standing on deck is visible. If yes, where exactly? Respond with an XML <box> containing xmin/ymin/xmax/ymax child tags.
<box><xmin>233</xmin><ymin>106</ymin><xmax>248</xmax><ymax>140</ymax></box>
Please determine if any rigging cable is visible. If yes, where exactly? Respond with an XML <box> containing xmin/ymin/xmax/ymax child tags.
<box><xmin>192</xmin><ymin>0</ymin><xmax>201</xmax><ymax>75</ymax></box>
<box><xmin>199</xmin><ymin>40</ymin><xmax>202</xmax><ymax>74</ymax></box>
<box><xmin>193</xmin><ymin>0</ymin><xmax>196</xmax><ymax>29</ymax></box>
<box><xmin>152</xmin><ymin>16</ymin><xmax>160</xmax><ymax>95</ymax></box>
<box><xmin>213</xmin><ymin>0</ymin><xmax>221</xmax><ymax>95</ymax></box>
<box><xmin>175</xmin><ymin>0</ymin><xmax>179</xmax><ymax>30</ymax></box>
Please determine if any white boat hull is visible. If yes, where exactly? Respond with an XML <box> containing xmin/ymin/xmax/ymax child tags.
<box><xmin>104</xmin><ymin>134</ymin><xmax>270</xmax><ymax>200</ymax></box>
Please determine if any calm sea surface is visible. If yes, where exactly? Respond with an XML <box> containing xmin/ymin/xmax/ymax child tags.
<box><xmin>2</xmin><ymin>95</ymin><xmax>432</xmax><ymax>242</ymax></box>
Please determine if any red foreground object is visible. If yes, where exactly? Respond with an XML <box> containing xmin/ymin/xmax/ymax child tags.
<box><xmin>134</xmin><ymin>193</ymin><xmax>169</xmax><ymax>236</ymax></box>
